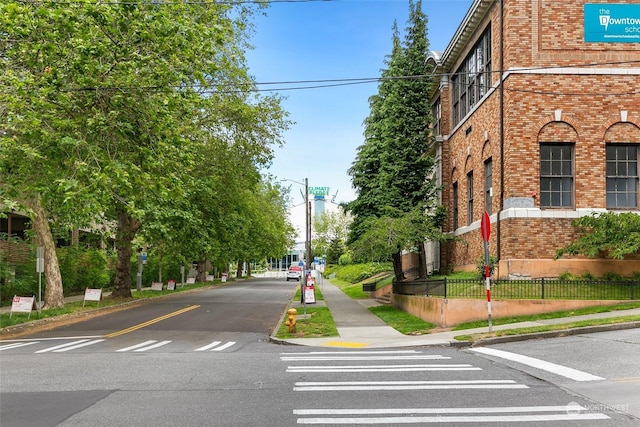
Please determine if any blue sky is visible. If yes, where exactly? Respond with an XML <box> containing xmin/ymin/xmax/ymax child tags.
<box><xmin>247</xmin><ymin>0</ymin><xmax>473</xmax><ymax>205</ymax></box>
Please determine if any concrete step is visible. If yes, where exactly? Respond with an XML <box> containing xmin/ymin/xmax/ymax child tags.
<box><xmin>375</xmin><ymin>293</ymin><xmax>392</xmax><ymax>304</ymax></box>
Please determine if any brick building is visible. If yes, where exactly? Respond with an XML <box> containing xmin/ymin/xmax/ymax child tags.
<box><xmin>427</xmin><ymin>0</ymin><xmax>640</xmax><ymax>278</ymax></box>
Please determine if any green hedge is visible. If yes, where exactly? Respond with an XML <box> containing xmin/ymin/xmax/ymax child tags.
<box><xmin>330</xmin><ymin>262</ymin><xmax>393</xmax><ymax>284</ymax></box>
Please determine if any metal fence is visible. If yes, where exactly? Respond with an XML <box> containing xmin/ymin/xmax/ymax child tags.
<box><xmin>393</xmin><ymin>278</ymin><xmax>638</xmax><ymax>300</ymax></box>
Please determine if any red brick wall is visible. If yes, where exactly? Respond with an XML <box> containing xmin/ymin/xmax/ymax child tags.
<box><xmin>439</xmin><ymin>0</ymin><xmax>640</xmax><ymax>277</ymax></box>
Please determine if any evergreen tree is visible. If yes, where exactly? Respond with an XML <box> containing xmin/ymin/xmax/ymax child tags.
<box><xmin>346</xmin><ymin>0</ymin><xmax>444</xmax><ymax>280</ymax></box>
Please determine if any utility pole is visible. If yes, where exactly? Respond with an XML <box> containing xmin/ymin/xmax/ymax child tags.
<box><xmin>304</xmin><ymin>177</ymin><xmax>311</xmax><ymax>270</ymax></box>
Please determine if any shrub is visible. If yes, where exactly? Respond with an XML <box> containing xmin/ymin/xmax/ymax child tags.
<box><xmin>579</xmin><ymin>271</ymin><xmax>596</xmax><ymax>281</ymax></box>
<box><xmin>475</xmin><ymin>255</ymin><xmax>497</xmax><ymax>279</ymax></box>
<box><xmin>601</xmin><ymin>271</ymin><xmax>624</xmax><ymax>282</ymax></box>
<box><xmin>338</xmin><ymin>252</ymin><xmax>352</xmax><ymax>266</ymax></box>
<box><xmin>57</xmin><ymin>246</ymin><xmax>113</xmax><ymax>293</ymax></box>
<box><xmin>558</xmin><ymin>271</ymin><xmax>574</xmax><ymax>280</ymax></box>
<box><xmin>334</xmin><ymin>262</ymin><xmax>393</xmax><ymax>284</ymax></box>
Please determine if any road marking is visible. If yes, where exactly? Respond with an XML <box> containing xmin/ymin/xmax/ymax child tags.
<box><xmin>470</xmin><ymin>347</ymin><xmax>605</xmax><ymax>382</ymax></box>
<box><xmin>287</xmin><ymin>364</ymin><xmax>481</xmax><ymax>373</ymax></box>
<box><xmin>281</xmin><ymin>355</ymin><xmax>450</xmax><ymax>361</ymax></box>
<box><xmin>0</xmin><ymin>336</ymin><xmax>101</xmax><ymax>342</ymax></box>
<box><xmin>0</xmin><ymin>342</ymin><xmax>38</xmax><ymax>351</ymax></box>
<box><xmin>116</xmin><ymin>340</ymin><xmax>172</xmax><ymax>352</ymax></box>
<box><xmin>104</xmin><ymin>305</ymin><xmax>200</xmax><ymax>338</ymax></box>
<box><xmin>294</xmin><ymin>405</ymin><xmax>609</xmax><ymax>424</ymax></box>
<box><xmin>323</xmin><ymin>341</ymin><xmax>368</xmax><ymax>348</ymax></box>
<box><xmin>53</xmin><ymin>339</ymin><xmax>105</xmax><ymax>352</ymax></box>
<box><xmin>293</xmin><ymin>380</ymin><xmax>528</xmax><ymax>392</ymax></box>
<box><xmin>195</xmin><ymin>341</ymin><xmax>222</xmax><ymax>351</ymax></box>
<box><xmin>295</xmin><ymin>406</ymin><xmax>588</xmax><ymax>415</ymax></box>
<box><xmin>35</xmin><ymin>339</ymin><xmax>91</xmax><ymax>353</ymax></box>
<box><xmin>117</xmin><ymin>340</ymin><xmax>158</xmax><ymax>352</ymax></box>
<box><xmin>281</xmin><ymin>350</ymin><xmax>422</xmax><ymax>355</ymax></box>
<box><xmin>211</xmin><ymin>341</ymin><xmax>236</xmax><ymax>351</ymax></box>
<box><xmin>295</xmin><ymin>414</ymin><xmax>609</xmax><ymax>424</ymax></box>
<box><xmin>134</xmin><ymin>340</ymin><xmax>171</xmax><ymax>352</ymax></box>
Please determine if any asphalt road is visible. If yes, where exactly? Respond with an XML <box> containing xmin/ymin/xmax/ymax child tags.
<box><xmin>1</xmin><ymin>277</ymin><xmax>639</xmax><ymax>426</ymax></box>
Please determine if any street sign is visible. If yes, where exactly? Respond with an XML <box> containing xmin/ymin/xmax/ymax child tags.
<box><xmin>480</xmin><ymin>211</ymin><xmax>490</xmax><ymax>242</ymax></box>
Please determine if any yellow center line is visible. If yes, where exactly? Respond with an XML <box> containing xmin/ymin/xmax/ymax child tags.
<box><xmin>105</xmin><ymin>305</ymin><xmax>200</xmax><ymax>338</ymax></box>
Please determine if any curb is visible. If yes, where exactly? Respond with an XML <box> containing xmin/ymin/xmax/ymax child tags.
<box><xmin>463</xmin><ymin>320</ymin><xmax>640</xmax><ymax>347</ymax></box>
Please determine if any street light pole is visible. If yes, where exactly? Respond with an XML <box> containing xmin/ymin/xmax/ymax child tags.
<box><xmin>281</xmin><ymin>177</ymin><xmax>312</xmax><ymax>270</ymax></box>
<box><xmin>304</xmin><ymin>177</ymin><xmax>311</xmax><ymax>271</ymax></box>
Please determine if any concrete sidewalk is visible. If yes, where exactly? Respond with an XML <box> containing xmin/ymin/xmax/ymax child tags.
<box><xmin>272</xmin><ymin>276</ymin><xmax>640</xmax><ymax>349</ymax></box>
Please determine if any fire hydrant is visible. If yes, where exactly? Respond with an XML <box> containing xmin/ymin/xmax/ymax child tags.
<box><xmin>285</xmin><ymin>308</ymin><xmax>297</xmax><ymax>333</ymax></box>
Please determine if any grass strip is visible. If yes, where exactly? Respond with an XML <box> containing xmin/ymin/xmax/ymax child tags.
<box><xmin>453</xmin><ymin>314</ymin><xmax>640</xmax><ymax>342</ymax></box>
<box><xmin>369</xmin><ymin>305</ymin><xmax>436</xmax><ymax>335</ymax></box>
<box><xmin>452</xmin><ymin>301</ymin><xmax>640</xmax><ymax>330</ymax></box>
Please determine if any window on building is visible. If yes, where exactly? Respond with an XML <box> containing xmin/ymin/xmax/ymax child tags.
<box><xmin>606</xmin><ymin>144</ymin><xmax>638</xmax><ymax>208</ymax></box>
<box><xmin>452</xmin><ymin>181</ymin><xmax>459</xmax><ymax>230</ymax></box>
<box><xmin>540</xmin><ymin>143</ymin><xmax>574</xmax><ymax>208</ymax></box>
<box><xmin>484</xmin><ymin>158</ymin><xmax>492</xmax><ymax>215</ymax></box>
<box><xmin>431</xmin><ymin>98</ymin><xmax>441</xmax><ymax>137</ymax></box>
<box><xmin>451</xmin><ymin>26</ymin><xmax>492</xmax><ymax>126</ymax></box>
<box><xmin>467</xmin><ymin>171</ymin><xmax>474</xmax><ymax>225</ymax></box>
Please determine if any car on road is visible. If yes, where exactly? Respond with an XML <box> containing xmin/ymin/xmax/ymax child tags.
<box><xmin>286</xmin><ymin>266</ymin><xmax>302</xmax><ymax>281</ymax></box>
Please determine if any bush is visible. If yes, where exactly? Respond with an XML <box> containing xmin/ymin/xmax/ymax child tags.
<box><xmin>333</xmin><ymin>262</ymin><xmax>393</xmax><ymax>284</ymax></box>
<box><xmin>0</xmin><ymin>255</ymin><xmax>38</xmax><ymax>304</ymax></box>
<box><xmin>57</xmin><ymin>246</ymin><xmax>113</xmax><ymax>293</ymax></box>
<box><xmin>601</xmin><ymin>271</ymin><xmax>624</xmax><ymax>282</ymax></box>
<box><xmin>475</xmin><ymin>255</ymin><xmax>497</xmax><ymax>279</ymax></box>
<box><xmin>558</xmin><ymin>271</ymin><xmax>574</xmax><ymax>280</ymax></box>
<box><xmin>338</xmin><ymin>252</ymin><xmax>353</xmax><ymax>266</ymax></box>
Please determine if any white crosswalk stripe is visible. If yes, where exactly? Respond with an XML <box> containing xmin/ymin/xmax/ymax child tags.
<box><xmin>1</xmin><ymin>338</ymin><xmax>238</xmax><ymax>353</ymax></box>
<box><xmin>287</xmin><ymin>364</ymin><xmax>480</xmax><ymax>373</ymax></box>
<box><xmin>35</xmin><ymin>339</ymin><xmax>93</xmax><ymax>353</ymax></box>
<box><xmin>469</xmin><ymin>347</ymin><xmax>605</xmax><ymax>382</ymax></box>
<box><xmin>294</xmin><ymin>406</ymin><xmax>610</xmax><ymax>424</ymax></box>
<box><xmin>0</xmin><ymin>342</ymin><xmax>38</xmax><ymax>351</ymax></box>
<box><xmin>293</xmin><ymin>379</ymin><xmax>528</xmax><ymax>391</ymax></box>
<box><xmin>116</xmin><ymin>340</ymin><xmax>171</xmax><ymax>352</ymax></box>
<box><xmin>53</xmin><ymin>339</ymin><xmax>105</xmax><ymax>352</ymax></box>
<box><xmin>210</xmin><ymin>341</ymin><xmax>236</xmax><ymax>351</ymax></box>
<box><xmin>284</xmin><ymin>349</ymin><xmax>610</xmax><ymax>424</ymax></box>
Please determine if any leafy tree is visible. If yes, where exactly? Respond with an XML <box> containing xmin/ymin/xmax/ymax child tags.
<box><xmin>312</xmin><ymin>209</ymin><xmax>351</xmax><ymax>264</ymax></box>
<box><xmin>1</xmin><ymin>2</ymin><xmax>290</xmax><ymax>302</ymax></box>
<box><xmin>346</xmin><ymin>0</ymin><xmax>444</xmax><ymax>280</ymax></box>
<box><xmin>555</xmin><ymin>212</ymin><xmax>640</xmax><ymax>260</ymax></box>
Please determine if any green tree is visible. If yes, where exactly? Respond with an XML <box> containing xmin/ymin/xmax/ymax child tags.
<box><xmin>1</xmin><ymin>2</ymin><xmax>290</xmax><ymax>301</ymax></box>
<box><xmin>312</xmin><ymin>209</ymin><xmax>351</xmax><ymax>263</ymax></box>
<box><xmin>555</xmin><ymin>212</ymin><xmax>640</xmax><ymax>260</ymax></box>
<box><xmin>346</xmin><ymin>0</ymin><xmax>444</xmax><ymax>280</ymax></box>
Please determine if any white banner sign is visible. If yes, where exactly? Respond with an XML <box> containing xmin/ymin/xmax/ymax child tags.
<box><xmin>11</xmin><ymin>296</ymin><xmax>35</xmax><ymax>313</ymax></box>
<box><xmin>84</xmin><ymin>288</ymin><xmax>102</xmax><ymax>301</ymax></box>
<box><xmin>151</xmin><ymin>282</ymin><xmax>164</xmax><ymax>291</ymax></box>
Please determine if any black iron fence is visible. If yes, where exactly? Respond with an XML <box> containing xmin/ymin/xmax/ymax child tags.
<box><xmin>393</xmin><ymin>278</ymin><xmax>638</xmax><ymax>300</ymax></box>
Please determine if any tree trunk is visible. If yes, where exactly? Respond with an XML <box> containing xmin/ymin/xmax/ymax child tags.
<box><xmin>195</xmin><ymin>261</ymin><xmax>207</xmax><ymax>283</ymax></box>
<box><xmin>392</xmin><ymin>249</ymin><xmax>405</xmax><ymax>282</ymax></box>
<box><xmin>112</xmin><ymin>208</ymin><xmax>140</xmax><ymax>298</ymax></box>
<box><xmin>417</xmin><ymin>241</ymin><xmax>427</xmax><ymax>279</ymax></box>
<box><xmin>236</xmin><ymin>260</ymin><xmax>242</xmax><ymax>278</ymax></box>
<box><xmin>25</xmin><ymin>196</ymin><xmax>64</xmax><ymax>309</ymax></box>
<box><xmin>246</xmin><ymin>263</ymin><xmax>252</xmax><ymax>277</ymax></box>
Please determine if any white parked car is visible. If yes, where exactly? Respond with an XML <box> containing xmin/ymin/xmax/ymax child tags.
<box><xmin>286</xmin><ymin>266</ymin><xmax>302</xmax><ymax>281</ymax></box>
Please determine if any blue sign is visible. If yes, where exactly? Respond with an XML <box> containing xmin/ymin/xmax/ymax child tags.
<box><xmin>584</xmin><ymin>4</ymin><xmax>640</xmax><ymax>43</ymax></box>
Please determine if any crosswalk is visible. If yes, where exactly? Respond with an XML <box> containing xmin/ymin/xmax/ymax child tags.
<box><xmin>281</xmin><ymin>349</ymin><xmax>611</xmax><ymax>425</ymax></box>
<box><xmin>0</xmin><ymin>338</ymin><xmax>237</xmax><ymax>354</ymax></box>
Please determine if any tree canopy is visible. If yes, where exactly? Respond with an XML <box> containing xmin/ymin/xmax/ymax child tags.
<box><xmin>555</xmin><ymin>212</ymin><xmax>640</xmax><ymax>260</ymax></box>
<box><xmin>1</xmin><ymin>1</ymin><xmax>291</xmax><ymax>304</ymax></box>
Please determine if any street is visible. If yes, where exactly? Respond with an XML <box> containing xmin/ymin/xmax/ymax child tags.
<box><xmin>1</xmin><ymin>277</ymin><xmax>639</xmax><ymax>426</ymax></box>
